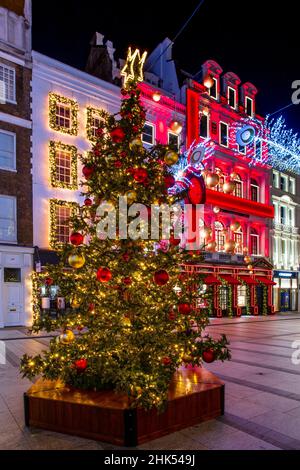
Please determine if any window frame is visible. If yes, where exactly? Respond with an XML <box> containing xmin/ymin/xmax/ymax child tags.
<box><xmin>273</xmin><ymin>170</ymin><xmax>279</xmax><ymax>188</ymax></box>
<box><xmin>49</xmin><ymin>141</ymin><xmax>78</xmax><ymax>190</ymax></box>
<box><xmin>215</xmin><ymin>221</ymin><xmax>225</xmax><ymax>252</ymax></box>
<box><xmin>168</xmin><ymin>131</ymin><xmax>180</xmax><ymax>151</ymax></box>
<box><xmin>250</xmin><ymin>231</ymin><xmax>259</xmax><ymax>255</ymax></box>
<box><xmin>0</xmin><ymin>63</ymin><xmax>16</xmax><ymax>104</ymax></box>
<box><xmin>280</xmin><ymin>174</ymin><xmax>288</xmax><ymax>192</ymax></box>
<box><xmin>209</xmin><ymin>77</ymin><xmax>218</xmax><ymax>100</ymax></box>
<box><xmin>234</xmin><ymin>229</ymin><xmax>243</xmax><ymax>254</ymax></box>
<box><xmin>289</xmin><ymin>177</ymin><xmax>296</xmax><ymax>195</ymax></box>
<box><xmin>0</xmin><ymin>129</ymin><xmax>16</xmax><ymax>171</ymax></box>
<box><xmin>228</xmin><ymin>86</ymin><xmax>236</xmax><ymax>109</ymax></box>
<box><xmin>142</xmin><ymin>122</ymin><xmax>155</xmax><ymax>145</ymax></box>
<box><xmin>86</xmin><ymin>106</ymin><xmax>107</xmax><ymax>142</ymax></box>
<box><xmin>219</xmin><ymin>121</ymin><xmax>228</xmax><ymax>147</ymax></box>
<box><xmin>49</xmin><ymin>199</ymin><xmax>78</xmax><ymax>248</ymax></box>
<box><xmin>199</xmin><ymin>112</ymin><xmax>209</xmax><ymax>139</ymax></box>
<box><xmin>245</xmin><ymin>96</ymin><xmax>253</xmax><ymax>117</ymax></box>
<box><xmin>250</xmin><ymin>179</ymin><xmax>259</xmax><ymax>202</ymax></box>
<box><xmin>49</xmin><ymin>93</ymin><xmax>78</xmax><ymax>136</ymax></box>
<box><xmin>0</xmin><ymin>194</ymin><xmax>17</xmax><ymax>243</ymax></box>
<box><xmin>233</xmin><ymin>174</ymin><xmax>243</xmax><ymax>198</ymax></box>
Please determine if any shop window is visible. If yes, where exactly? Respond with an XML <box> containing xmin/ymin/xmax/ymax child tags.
<box><xmin>237</xmin><ymin>285</ymin><xmax>247</xmax><ymax>307</ymax></box>
<box><xmin>228</xmin><ymin>86</ymin><xmax>236</xmax><ymax>108</ymax></box>
<box><xmin>250</xmin><ymin>179</ymin><xmax>259</xmax><ymax>202</ymax></box>
<box><xmin>233</xmin><ymin>174</ymin><xmax>243</xmax><ymax>198</ymax></box>
<box><xmin>4</xmin><ymin>268</ymin><xmax>21</xmax><ymax>283</ymax></box>
<box><xmin>142</xmin><ymin>123</ymin><xmax>155</xmax><ymax>145</ymax></box>
<box><xmin>199</xmin><ymin>114</ymin><xmax>209</xmax><ymax>138</ymax></box>
<box><xmin>219</xmin><ymin>122</ymin><xmax>228</xmax><ymax>147</ymax></box>
<box><xmin>250</xmin><ymin>229</ymin><xmax>259</xmax><ymax>255</ymax></box>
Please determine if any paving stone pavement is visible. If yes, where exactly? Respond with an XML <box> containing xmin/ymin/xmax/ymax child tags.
<box><xmin>0</xmin><ymin>313</ymin><xmax>300</xmax><ymax>450</ymax></box>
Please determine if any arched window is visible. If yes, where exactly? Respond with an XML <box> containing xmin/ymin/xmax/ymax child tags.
<box><xmin>233</xmin><ymin>174</ymin><xmax>243</xmax><ymax>198</ymax></box>
<box><xmin>215</xmin><ymin>221</ymin><xmax>225</xmax><ymax>252</ymax></box>
<box><xmin>250</xmin><ymin>228</ymin><xmax>259</xmax><ymax>255</ymax></box>
<box><xmin>250</xmin><ymin>179</ymin><xmax>259</xmax><ymax>202</ymax></box>
<box><xmin>234</xmin><ymin>227</ymin><xmax>243</xmax><ymax>254</ymax></box>
<box><xmin>215</xmin><ymin>168</ymin><xmax>225</xmax><ymax>192</ymax></box>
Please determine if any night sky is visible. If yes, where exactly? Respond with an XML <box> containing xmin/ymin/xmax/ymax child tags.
<box><xmin>32</xmin><ymin>0</ymin><xmax>300</xmax><ymax>131</ymax></box>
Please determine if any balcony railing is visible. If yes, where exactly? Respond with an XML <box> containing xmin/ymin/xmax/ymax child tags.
<box><xmin>273</xmin><ymin>222</ymin><xmax>299</xmax><ymax>234</ymax></box>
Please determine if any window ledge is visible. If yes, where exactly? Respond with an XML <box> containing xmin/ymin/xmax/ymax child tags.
<box><xmin>0</xmin><ymin>167</ymin><xmax>17</xmax><ymax>172</ymax></box>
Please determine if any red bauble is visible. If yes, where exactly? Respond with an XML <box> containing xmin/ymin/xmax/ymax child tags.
<box><xmin>132</xmin><ymin>125</ymin><xmax>140</xmax><ymax>133</ymax></box>
<box><xmin>96</xmin><ymin>267</ymin><xmax>112</xmax><ymax>283</ymax></box>
<box><xmin>88</xmin><ymin>303</ymin><xmax>95</xmax><ymax>312</ymax></box>
<box><xmin>178</xmin><ymin>303</ymin><xmax>192</xmax><ymax>315</ymax></box>
<box><xmin>122</xmin><ymin>277</ymin><xmax>132</xmax><ymax>285</ymax></box>
<box><xmin>169</xmin><ymin>311</ymin><xmax>176</xmax><ymax>321</ymax></box>
<box><xmin>96</xmin><ymin>128</ymin><xmax>104</xmax><ymax>136</ymax></box>
<box><xmin>110</xmin><ymin>127</ymin><xmax>126</xmax><ymax>143</ymax></box>
<box><xmin>120</xmin><ymin>151</ymin><xmax>127</xmax><ymax>158</ymax></box>
<box><xmin>153</xmin><ymin>269</ymin><xmax>169</xmax><ymax>286</ymax></box>
<box><xmin>162</xmin><ymin>356</ymin><xmax>172</xmax><ymax>366</ymax></box>
<box><xmin>114</xmin><ymin>161</ymin><xmax>122</xmax><ymax>168</ymax></box>
<box><xmin>94</xmin><ymin>149</ymin><xmax>101</xmax><ymax>157</ymax></box>
<box><xmin>122</xmin><ymin>253</ymin><xmax>130</xmax><ymax>262</ymax></box>
<box><xmin>121</xmin><ymin>88</ymin><xmax>127</xmax><ymax>96</ymax></box>
<box><xmin>169</xmin><ymin>234</ymin><xmax>181</xmax><ymax>246</ymax></box>
<box><xmin>77</xmin><ymin>325</ymin><xmax>84</xmax><ymax>331</ymax></box>
<box><xmin>45</xmin><ymin>277</ymin><xmax>53</xmax><ymax>286</ymax></box>
<box><xmin>133</xmin><ymin>168</ymin><xmax>148</xmax><ymax>183</ymax></box>
<box><xmin>202</xmin><ymin>348</ymin><xmax>215</xmax><ymax>363</ymax></box>
<box><xmin>178</xmin><ymin>273</ymin><xmax>187</xmax><ymax>282</ymax></box>
<box><xmin>82</xmin><ymin>165</ymin><xmax>94</xmax><ymax>179</ymax></box>
<box><xmin>74</xmin><ymin>358</ymin><xmax>87</xmax><ymax>372</ymax></box>
<box><xmin>84</xmin><ymin>198</ymin><xmax>92</xmax><ymax>206</ymax></box>
<box><xmin>70</xmin><ymin>232</ymin><xmax>84</xmax><ymax>246</ymax></box>
<box><xmin>164</xmin><ymin>175</ymin><xmax>175</xmax><ymax>189</ymax></box>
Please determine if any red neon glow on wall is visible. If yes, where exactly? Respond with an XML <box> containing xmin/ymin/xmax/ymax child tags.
<box><xmin>186</xmin><ymin>88</ymin><xmax>199</xmax><ymax>148</ymax></box>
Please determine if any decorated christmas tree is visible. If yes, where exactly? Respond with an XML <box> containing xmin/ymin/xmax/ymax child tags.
<box><xmin>21</xmin><ymin>48</ymin><xmax>230</xmax><ymax>410</ymax></box>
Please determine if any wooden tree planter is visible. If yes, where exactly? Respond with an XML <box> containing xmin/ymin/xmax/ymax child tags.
<box><xmin>24</xmin><ymin>366</ymin><xmax>224</xmax><ymax>446</ymax></box>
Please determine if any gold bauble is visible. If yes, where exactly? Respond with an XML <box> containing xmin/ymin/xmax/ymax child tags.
<box><xmin>224</xmin><ymin>239</ymin><xmax>236</xmax><ymax>253</ymax></box>
<box><xmin>125</xmin><ymin>190</ymin><xmax>137</xmax><ymax>204</ymax></box>
<box><xmin>129</xmin><ymin>138</ymin><xmax>143</xmax><ymax>150</ymax></box>
<box><xmin>123</xmin><ymin>317</ymin><xmax>132</xmax><ymax>327</ymax></box>
<box><xmin>230</xmin><ymin>221</ymin><xmax>241</xmax><ymax>232</ymax></box>
<box><xmin>223</xmin><ymin>181</ymin><xmax>235</xmax><ymax>194</ymax></box>
<box><xmin>247</xmin><ymin>264</ymin><xmax>253</xmax><ymax>270</ymax></box>
<box><xmin>203</xmin><ymin>226</ymin><xmax>213</xmax><ymax>239</ymax></box>
<box><xmin>164</xmin><ymin>150</ymin><xmax>179</xmax><ymax>166</ymax></box>
<box><xmin>213</xmin><ymin>206</ymin><xmax>220</xmax><ymax>214</ymax></box>
<box><xmin>206</xmin><ymin>172</ymin><xmax>219</xmax><ymax>188</ymax></box>
<box><xmin>182</xmin><ymin>355</ymin><xmax>193</xmax><ymax>363</ymax></box>
<box><xmin>206</xmin><ymin>240</ymin><xmax>216</xmax><ymax>252</ymax></box>
<box><xmin>249</xmin><ymin>270</ymin><xmax>254</xmax><ymax>275</ymax></box>
<box><xmin>60</xmin><ymin>329</ymin><xmax>75</xmax><ymax>344</ymax></box>
<box><xmin>71</xmin><ymin>298</ymin><xmax>81</xmax><ymax>308</ymax></box>
<box><xmin>244</xmin><ymin>256</ymin><xmax>251</xmax><ymax>264</ymax></box>
<box><xmin>68</xmin><ymin>253</ymin><xmax>85</xmax><ymax>269</ymax></box>
<box><xmin>243</xmin><ymin>247</ymin><xmax>249</xmax><ymax>254</ymax></box>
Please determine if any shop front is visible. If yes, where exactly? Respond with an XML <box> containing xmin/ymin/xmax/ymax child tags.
<box><xmin>273</xmin><ymin>271</ymin><xmax>299</xmax><ymax>312</ymax></box>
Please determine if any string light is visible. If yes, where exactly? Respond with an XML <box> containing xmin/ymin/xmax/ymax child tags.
<box><xmin>49</xmin><ymin>92</ymin><xmax>78</xmax><ymax>136</ymax></box>
<box><xmin>49</xmin><ymin>141</ymin><xmax>78</xmax><ymax>190</ymax></box>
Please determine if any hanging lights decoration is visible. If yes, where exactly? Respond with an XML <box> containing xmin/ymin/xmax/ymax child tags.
<box><xmin>49</xmin><ymin>92</ymin><xmax>78</xmax><ymax>135</ymax></box>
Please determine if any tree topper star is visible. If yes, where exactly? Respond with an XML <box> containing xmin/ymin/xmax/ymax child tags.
<box><xmin>121</xmin><ymin>47</ymin><xmax>148</xmax><ymax>88</ymax></box>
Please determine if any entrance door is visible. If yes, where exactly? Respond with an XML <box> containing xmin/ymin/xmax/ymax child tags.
<box><xmin>280</xmin><ymin>289</ymin><xmax>290</xmax><ymax>311</ymax></box>
<box><xmin>3</xmin><ymin>268</ymin><xmax>23</xmax><ymax>326</ymax></box>
<box><xmin>256</xmin><ymin>286</ymin><xmax>264</xmax><ymax>314</ymax></box>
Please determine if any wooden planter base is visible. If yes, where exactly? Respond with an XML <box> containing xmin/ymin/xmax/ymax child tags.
<box><xmin>24</xmin><ymin>366</ymin><xmax>224</xmax><ymax>446</ymax></box>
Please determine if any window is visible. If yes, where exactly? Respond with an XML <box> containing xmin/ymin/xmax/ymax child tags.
<box><xmin>50</xmin><ymin>200</ymin><xmax>77</xmax><ymax>247</ymax></box>
<box><xmin>168</xmin><ymin>131</ymin><xmax>179</xmax><ymax>151</ymax></box>
<box><xmin>215</xmin><ymin>168</ymin><xmax>225</xmax><ymax>192</ymax></box>
<box><xmin>233</xmin><ymin>174</ymin><xmax>243</xmax><ymax>198</ymax></box>
<box><xmin>245</xmin><ymin>97</ymin><xmax>253</xmax><ymax>117</ymax></box>
<box><xmin>209</xmin><ymin>77</ymin><xmax>218</xmax><ymax>99</ymax></box>
<box><xmin>255</xmin><ymin>140</ymin><xmax>262</xmax><ymax>160</ymax></box>
<box><xmin>199</xmin><ymin>113</ymin><xmax>209</xmax><ymax>138</ymax></box>
<box><xmin>288</xmin><ymin>208</ymin><xmax>294</xmax><ymax>226</ymax></box>
<box><xmin>280</xmin><ymin>206</ymin><xmax>287</xmax><ymax>224</ymax></box>
<box><xmin>86</xmin><ymin>107</ymin><xmax>106</xmax><ymax>141</ymax></box>
<box><xmin>0</xmin><ymin>130</ymin><xmax>16</xmax><ymax>170</ymax></box>
<box><xmin>273</xmin><ymin>171</ymin><xmax>279</xmax><ymax>188</ymax></box>
<box><xmin>289</xmin><ymin>177</ymin><xmax>295</xmax><ymax>195</ymax></box>
<box><xmin>228</xmin><ymin>87</ymin><xmax>236</xmax><ymax>108</ymax></box>
<box><xmin>250</xmin><ymin>179</ymin><xmax>259</xmax><ymax>202</ymax></box>
<box><xmin>0</xmin><ymin>195</ymin><xmax>17</xmax><ymax>242</ymax></box>
<box><xmin>142</xmin><ymin>123</ymin><xmax>155</xmax><ymax>145</ymax></box>
<box><xmin>250</xmin><ymin>229</ymin><xmax>259</xmax><ymax>255</ymax></box>
<box><xmin>280</xmin><ymin>175</ymin><xmax>288</xmax><ymax>192</ymax></box>
<box><xmin>234</xmin><ymin>229</ymin><xmax>243</xmax><ymax>254</ymax></box>
<box><xmin>219</xmin><ymin>122</ymin><xmax>228</xmax><ymax>147</ymax></box>
<box><xmin>49</xmin><ymin>142</ymin><xmax>77</xmax><ymax>190</ymax></box>
<box><xmin>237</xmin><ymin>285</ymin><xmax>247</xmax><ymax>307</ymax></box>
<box><xmin>0</xmin><ymin>64</ymin><xmax>16</xmax><ymax>103</ymax></box>
<box><xmin>215</xmin><ymin>221</ymin><xmax>225</xmax><ymax>252</ymax></box>
<box><xmin>238</xmin><ymin>144</ymin><xmax>246</xmax><ymax>154</ymax></box>
<box><xmin>281</xmin><ymin>238</ymin><xmax>286</xmax><ymax>256</ymax></box>
<box><xmin>4</xmin><ymin>268</ymin><xmax>21</xmax><ymax>283</ymax></box>
<box><xmin>49</xmin><ymin>93</ymin><xmax>78</xmax><ymax>135</ymax></box>
<box><xmin>219</xmin><ymin>287</ymin><xmax>228</xmax><ymax>310</ymax></box>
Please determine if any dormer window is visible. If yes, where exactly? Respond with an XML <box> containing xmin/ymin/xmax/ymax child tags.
<box><xmin>209</xmin><ymin>77</ymin><xmax>218</xmax><ymax>99</ymax></box>
<box><xmin>228</xmin><ymin>86</ymin><xmax>236</xmax><ymax>108</ymax></box>
<box><xmin>245</xmin><ymin>97</ymin><xmax>253</xmax><ymax>117</ymax></box>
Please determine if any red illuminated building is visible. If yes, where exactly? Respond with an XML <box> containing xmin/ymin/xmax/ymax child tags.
<box><xmin>183</xmin><ymin>60</ymin><xmax>275</xmax><ymax>316</ymax></box>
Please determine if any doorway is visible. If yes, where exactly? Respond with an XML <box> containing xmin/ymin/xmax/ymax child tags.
<box><xmin>280</xmin><ymin>289</ymin><xmax>290</xmax><ymax>311</ymax></box>
<box><xmin>3</xmin><ymin>268</ymin><xmax>23</xmax><ymax>326</ymax></box>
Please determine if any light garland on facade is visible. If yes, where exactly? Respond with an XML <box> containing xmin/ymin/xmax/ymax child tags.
<box><xmin>49</xmin><ymin>199</ymin><xmax>78</xmax><ymax>249</ymax></box>
<box><xmin>86</xmin><ymin>106</ymin><xmax>107</xmax><ymax>142</ymax></box>
<box><xmin>49</xmin><ymin>141</ymin><xmax>78</xmax><ymax>190</ymax></box>
<box><xmin>49</xmin><ymin>92</ymin><xmax>78</xmax><ymax>136</ymax></box>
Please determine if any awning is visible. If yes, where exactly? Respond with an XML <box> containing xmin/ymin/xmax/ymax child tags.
<box><xmin>219</xmin><ymin>274</ymin><xmax>241</xmax><ymax>285</ymax></box>
<box><xmin>256</xmin><ymin>277</ymin><xmax>277</xmax><ymax>286</ymax></box>
<box><xmin>239</xmin><ymin>275</ymin><xmax>259</xmax><ymax>285</ymax></box>
<box><xmin>204</xmin><ymin>275</ymin><xmax>222</xmax><ymax>285</ymax></box>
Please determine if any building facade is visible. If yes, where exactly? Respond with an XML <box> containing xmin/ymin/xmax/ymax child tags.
<box><xmin>184</xmin><ymin>60</ymin><xmax>275</xmax><ymax>316</ymax></box>
<box><xmin>271</xmin><ymin>169</ymin><xmax>300</xmax><ymax>311</ymax></box>
<box><xmin>0</xmin><ymin>0</ymin><xmax>33</xmax><ymax>327</ymax></box>
<box><xmin>31</xmin><ymin>39</ymin><xmax>185</xmax><ymax>324</ymax></box>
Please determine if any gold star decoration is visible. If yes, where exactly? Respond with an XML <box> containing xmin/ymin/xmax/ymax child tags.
<box><xmin>121</xmin><ymin>47</ymin><xmax>148</xmax><ymax>88</ymax></box>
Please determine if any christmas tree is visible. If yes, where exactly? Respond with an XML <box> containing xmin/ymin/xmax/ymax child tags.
<box><xmin>21</xmin><ymin>49</ymin><xmax>230</xmax><ymax>410</ymax></box>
